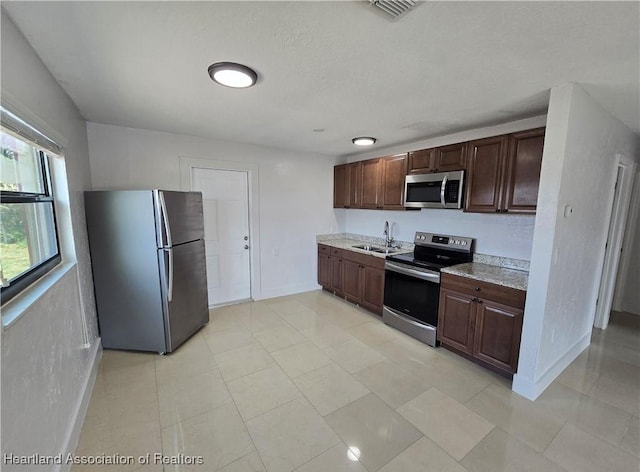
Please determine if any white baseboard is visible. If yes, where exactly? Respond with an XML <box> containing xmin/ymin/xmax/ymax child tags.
<box><xmin>513</xmin><ymin>331</ymin><xmax>591</xmax><ymax>400</ymax></box>
<box><xmin>57</xmin><ymin>340</ymin><xmax>102</xmax><ymax>472</ymax></box>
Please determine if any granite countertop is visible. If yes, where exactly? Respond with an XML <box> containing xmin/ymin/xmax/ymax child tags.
<box><xmin>442</xmin><ymin>262</ymin><xmax>528</xmax><ymax>291</ymax></box>
<box><xmin>318</xmin><ymin>238</ymin><xmax>411</xmax><ymax>259</ymax></box>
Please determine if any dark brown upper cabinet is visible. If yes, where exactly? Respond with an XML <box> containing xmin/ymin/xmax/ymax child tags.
<box><xmin>465</xmin><ymin>129</ymin><xmax>545</xmax><ymax>214</ymax></box>
<box><xmin>348</xmin><ymin>162</ymin><xmax>362</xmax><ymax>208</ymax></box>
<box><xmin>379</xmin><ymin>153</ymin><xmax>408</xmax><ymax>210</ymax></box>
<box><xmin>407</xmin><ymin>148</ymin><xmax>434</xmax><ymax>174</ymax></box>
<box><xmin>333</xmin><ymin>164</ymin><xmax>349</xmax><ymax>208</ymax></box>
<box><xmin>408</xmin><ymin>143</ymin><xmax>466</xmax><ymax>174</ymax></box>
<box><xmin>464</xmin><ymin>135</ymin><xmax>510</xmax><ymax>213</ymax></box>
<box><xmin>360</xmin><ymin>158</ymin><xmax>382</xmax><ymax>209</ymax></box>
<box><xmin>333</xmin><ymin>162</ymin><xmax>362</xmax><ymax>209</ymax></box>
<box><xmin>335</xmin><ymin>127</ymin><xmax>543</xmax><ymax>214</ymax></box>
<box><xmin>435</xmin><ymin>142</ymin><xmax>467</xmax><ymax>172</ymax></box>
<box><xmin>336</xmin><ymin>154</ymin><xmax>408</xmax><ymax>211</ymax></box>
<box><xmin>503</xmin><ymin>128</ymin><xmax>545</xmax><ymax>214</ymax></box>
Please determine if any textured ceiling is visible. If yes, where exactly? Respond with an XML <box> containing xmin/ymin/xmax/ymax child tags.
<box><xmin>3</xmin><ymin>1</ymin><xmax>639</xmax><ymax>157</ymax></box>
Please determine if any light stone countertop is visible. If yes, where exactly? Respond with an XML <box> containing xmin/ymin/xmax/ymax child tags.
<box><xmin>317</xmin><ymin>238</ymin><xmax>412</xmax><ymax>260</ymax></box>
<box><xmin>441</xmin><ymin>262</ymin><xmax>528</xmax><ymax>291</ymax></box>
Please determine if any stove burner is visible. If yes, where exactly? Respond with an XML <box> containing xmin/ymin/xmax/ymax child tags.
<box><xmin>386</xmin><ymin>232</ymin><xmax>473</xmax><ymax>272</ymax></box>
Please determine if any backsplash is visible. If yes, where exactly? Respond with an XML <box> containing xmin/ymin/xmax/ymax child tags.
<box><xmin>317</xmin><ymin>233</ymin><xmax>529</xmax><ymax>272</ymax></box>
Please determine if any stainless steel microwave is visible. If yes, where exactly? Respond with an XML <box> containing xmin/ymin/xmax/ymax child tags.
<box><xmin>404</xmin><ymin>171</ymin><xmax>465</xmax><ymax>209</ymax></box>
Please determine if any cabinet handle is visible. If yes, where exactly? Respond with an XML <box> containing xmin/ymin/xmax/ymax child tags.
<box><xmin>471</xmin><ymin>297</ymin><xmax>477</xmax><ymax>302</ymax></box>
<box><xmin>475</xmin><ymin>287</ymin><xmax>481</xmax><ymax>291</ymax></box>
<box><xmin>477</xmin><ymin>299</ymin><xmax>483</xmax><ymax>304</ymax></box>
<box><xmin>495</xmin><ymin>209</ymin><xmax>500</xmax><ymax>213</ymax></box>
<box><xmin>503</xmin><ymin>209</ymin><xmax>509</xmax><ymax>213</ymax></box>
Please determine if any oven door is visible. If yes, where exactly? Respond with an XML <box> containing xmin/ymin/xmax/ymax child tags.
<box><xmin>383</xmin><ymin>262</ymin><xmax>441</xmax><ymax>327</ymax></box>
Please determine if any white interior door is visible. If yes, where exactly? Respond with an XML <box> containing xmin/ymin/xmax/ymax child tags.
<box><xmin>192</xmin><ymin>168</ymin><xmax>251</xmax><ymax>307</ymax></box>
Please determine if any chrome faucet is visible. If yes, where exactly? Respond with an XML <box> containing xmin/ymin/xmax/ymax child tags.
<box><xmin>383</xmin><ymin>221</ymin><xmax>394</xmax><ymax>248</ymax></box>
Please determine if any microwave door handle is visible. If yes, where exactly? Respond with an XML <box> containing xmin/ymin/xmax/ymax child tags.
<box><xmin>440</xmin><ymin>175</ymin><xmax>448</xmax><ymax>207</ymax></box>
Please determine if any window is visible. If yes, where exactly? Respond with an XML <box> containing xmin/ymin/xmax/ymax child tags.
<box><xmin>0</xmin><ymin>113</ymin><xmax>61</xmax><ymax>303</ymax></box>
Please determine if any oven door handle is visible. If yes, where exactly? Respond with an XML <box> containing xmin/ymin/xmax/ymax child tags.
<box><xmin>385</xmin><ymin>262</ymin><xmax>440</xmax><ymax>283</ymax></box>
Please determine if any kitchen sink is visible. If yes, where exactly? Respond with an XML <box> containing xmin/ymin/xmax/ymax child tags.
<box><xmin>352</xmin><ymin>244</ymin><xmax>382</xmax><ymax>251</ymax></box>
<box><xmin>352</xmin><ymin>244</ymin><xmax>405</xmax><ymax>255</ymax></box>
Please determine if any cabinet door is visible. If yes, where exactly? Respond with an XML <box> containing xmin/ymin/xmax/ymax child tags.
<box><xmin>318</xmin><ymin>253</ymin><xmax>331</xmax><ymax>287</ymax></box>
<box><xmin>331</xmin><ymin>256</ymin><xmax>343</xmax><ymax>295</ymax></box>
<box><xmin>348</xmin><ymin>162</ymin><xmax>362</xmax><ymax>208</ymax></box>
<box><xmin>437</xmin><ymin>289</ymin><xmax>476</xmax><ymax>354</ymax></box>
<box><xmin>381</xmin><ymin>154</ymin><xmax>408</xmax><ymax>210</ymax></box>
<box><xmin>503</xmin><ymin>129</ymin><xmax>545</xmax><ymax>214</ymax></box>
<box><xmin>465</xmin><ymin>136</ymin><xmax>509</xmax><ymax>213</ymax></box>
<box><xmin>333</xmin><ymin>164</ymin><xmax>349</xmax><ymax>208</ymax></box>
<box><xmin>473</xmin><ymin>299</ymin><xmax>523</xmax><ymax>373</ymax></box>
<box><xmin>360</xmin><ymin>158</ymin><xmax>382</xmax><ymax>209</ymax></box>
<box><xmin>361</xmin><ymin>265</ymin><xmax>384</xmax><ymax>314</ymax></box>
<box><xmin>342</xmin><ymin>260</ymin><xmax>362</xmax><ymax>304</ymax></box>
<box><xmin>408</xmin><ymin>149</ymin><xmax>434</xmax><ymax>174</ymax></box>
<box><xmin>435</xmin><ymin>143</ymin><xmax>467</xmax><ymax>172</ymax></box>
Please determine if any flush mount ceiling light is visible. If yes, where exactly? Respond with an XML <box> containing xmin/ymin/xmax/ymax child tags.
<box><xmin>352</xmin><ymin>137</ymin><xmax>377</xmax><ymax>146</ymax></box>
<box><xmin>208</xmin><ymin>62</ymin><xmax>257</xmax><ymax>88</ymax></box>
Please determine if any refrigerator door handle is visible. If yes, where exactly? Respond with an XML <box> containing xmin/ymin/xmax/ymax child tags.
<box><xmin>159</xmin><ymin>191</ymin><xmax>173</xmax><ymax>247</ymax></box>
<box><xmin>166</xmin><ymin>248</ymin><xmax>174</xmax><ymax>302</ymax></box>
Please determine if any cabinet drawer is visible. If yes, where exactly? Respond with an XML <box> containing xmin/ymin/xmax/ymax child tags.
<box><xmin>341</xmin><ymin>249</ymin><xmax>385</xmax><ymax>270</ymax></box>
<box><xmin>441</xmin><ymin>273</ymin><xmax>525</xmax><ymax>309</ymax></box>
<box><xmin>318</xmin><ymin>244</ymin><xmax>331</xmax><ymax>255</ymax></box>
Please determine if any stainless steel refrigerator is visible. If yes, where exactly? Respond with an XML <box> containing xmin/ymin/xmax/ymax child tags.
<box><xmin>85</xmin><ymin>190</ymin><xmax>209</xmax><ymax>354</ymax></box>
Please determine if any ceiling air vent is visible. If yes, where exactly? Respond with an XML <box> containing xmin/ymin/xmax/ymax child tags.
<box><xmin>368</xmin><ymin>0</ymin><xmax>419</xmax><ymax>20</ymax></box>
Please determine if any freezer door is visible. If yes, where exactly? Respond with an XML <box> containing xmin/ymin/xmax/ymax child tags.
<box><xmin>159</xmin><ymin>239</ymin><xmax>209</xmax><ymax>352</ymax></box>
<box><xmin>155</xmin><ymin>190</ymin><xmax>205</xmax><ymax>247</ymax></box>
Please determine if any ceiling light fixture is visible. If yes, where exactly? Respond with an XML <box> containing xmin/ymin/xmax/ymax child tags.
<box><xmin>208</xmin><ymin>62</ymin><xmax>258</xmax><ymax>88</ymax></box>
<box><xmin>352</xmin><ymin>137</ymin><xmax>377</xmax><ymax>146</ymax></box>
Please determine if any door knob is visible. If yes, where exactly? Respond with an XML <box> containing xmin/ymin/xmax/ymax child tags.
<box><xmin>244</xmin><ymin>245</ymin><xmax>249</xmax><ymax>250</ymax></box>
<box><xmin>244</xmin><ymin>236</ymin><xmax>249</xmax><ymax>241</ymax></box>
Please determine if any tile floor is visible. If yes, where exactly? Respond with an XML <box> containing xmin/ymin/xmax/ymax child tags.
<box><xmin>73</xmin><ymin>291</ymin><xmax>640</xmax><ymax>472</ymax></box>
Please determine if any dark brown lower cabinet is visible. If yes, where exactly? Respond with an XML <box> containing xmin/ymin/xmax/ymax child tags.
<box><xmin>317</xmin><ymin>244</ymin><xmax>385</xmax><ymax>315</ymax></box>
<box><xmin>438</xmin><ymin>289</ymin><xmax>475</xmax><ymax>355</ymax></box>
<box><xmin>361</xmin><ymin>265</ymin><xmax>384</xmax><ymax>313</ymax></box>
<box><xmin>438</xmin><ymin>273</ymin><xmax>525</xmax><ymax>376</ymax></box>
<box><xmin>318</xmin><ymin>252</ymin><xmax>331</xmax><ymax>287</ymax></box>
<box><xmin>341</xmin><ymin>259</ymin><xmax>362</xmax><ymax>304</ymax></box>
<box><xmin>473</xmin><ymin>299</ymin><xmax>523</xmax><ymax>373</ymax></box>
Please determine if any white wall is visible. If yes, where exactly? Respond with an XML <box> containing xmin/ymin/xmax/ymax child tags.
<box><xmin>615</xmin><ymin>169</ymin><xmax>640</xmax><ymax>314</ymax></box>
<box><xmin>343</xmin><ymin>115</ymin><xmax>547</xmax><ymax>260</ymax></box>
<box><xmin>1</xmin><ymin>9</ymin><xmax>100</xmax><ymax>471</ymax></box>
<box><xmin>345</xmin><ymin>209</ymin><xmax>535</xmax><ymax>260</ymax></box>
<box><xmin>514</xmin><ymin>83</ymin><xmax>639</xmax><ymax>400</ymax></box>
<box><xmin>86</xmin><ymin>122</ymin><xmax>342</xmax><ymax>300</ymax></box>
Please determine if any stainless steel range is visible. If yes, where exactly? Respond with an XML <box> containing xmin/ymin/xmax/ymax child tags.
<box><xmin>383</xmin><ymin>232</ymin><xmax>474</xmax><ymax>347</ymax></box>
